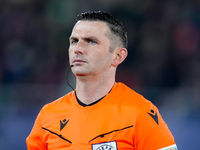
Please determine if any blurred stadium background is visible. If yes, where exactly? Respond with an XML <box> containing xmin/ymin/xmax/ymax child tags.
<box><xmin>0</xmin><ymin>0</ymin><xmax>200</xmax><ymax>149</ymax></box>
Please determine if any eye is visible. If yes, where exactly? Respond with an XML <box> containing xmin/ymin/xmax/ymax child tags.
<box><xmin>89</xmin><ymin>40</ymin><xmax>96</xmax><ymax>44</ymax></box>
<box><xmin>70</xmin><ymin>38</ymin><xmax>78</xmax><ymax>44</ymax></box>
<box><xmin>71</xmin><ymin>39</ymin><xmax>78</xmax><ymax>44</ymax></box>
<box><xmin>86</xmin><ymin>38</ymin><xmax>97</xmax><ymax>44</ymax></box>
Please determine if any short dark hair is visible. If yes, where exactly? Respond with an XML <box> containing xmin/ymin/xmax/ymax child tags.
<box><xmin>76</xmin><ymin>11</ymin><xmax>128</xmax><ymax>49</ymax></box>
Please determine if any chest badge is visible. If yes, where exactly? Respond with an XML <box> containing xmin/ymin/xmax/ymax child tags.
<box><xmin>92</xmin><ymin>141</ymin><xmax>118</xmax><ymax>150</ymax></box>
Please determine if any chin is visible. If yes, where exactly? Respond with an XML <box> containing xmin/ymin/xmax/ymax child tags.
<box><xmin>72</xmin><ymin>66</ymin><xmax>92</xmax><ymax>76</ymax></box>
<box><xmin>73</xmin><ymin>70</ymin><xmax>88</xmax><ymax>76</ymax></box>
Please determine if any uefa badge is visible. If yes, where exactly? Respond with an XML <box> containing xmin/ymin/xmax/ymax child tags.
<box><xmin>92</xmin><ymin>141</ymin><xmax>118</xmax><ymax>150</ymax></box>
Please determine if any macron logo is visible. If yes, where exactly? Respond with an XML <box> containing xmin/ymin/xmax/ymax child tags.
<box><xmin>147</xmin><ymin>109</ymin><xmax>159</xmax><ymax>125</ymax></box>
<box><xmin>60</xmin><ymin>119</ymin><xmax>69</xmax><ymax>131</ymax></box>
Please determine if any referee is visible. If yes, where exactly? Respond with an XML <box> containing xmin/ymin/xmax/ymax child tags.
<box><xmin>26</xmin><ymin>11</ymin><xmax>178</xmax><ymax>150</ymax></box>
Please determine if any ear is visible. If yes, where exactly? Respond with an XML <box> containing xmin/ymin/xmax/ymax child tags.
<box><xmin>111</xmin><ymin>48</ymin><xmax>128</xmax><ymax>67</ymax></box>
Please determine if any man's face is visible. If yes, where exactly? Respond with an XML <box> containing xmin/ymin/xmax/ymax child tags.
<box><xmin>69</xmin><ymin>21</ymin><xmax>114</xmax><ymax>77</ymax></box>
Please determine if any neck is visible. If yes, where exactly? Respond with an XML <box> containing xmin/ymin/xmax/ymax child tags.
<box><xmin>75</xmin><ymin>74</ymin><xmax>115</xmax><ymax>105</ymax></box>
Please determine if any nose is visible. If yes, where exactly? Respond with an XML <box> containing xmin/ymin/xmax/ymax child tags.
<box><xmin>74</xmin><ymin>41</ymin><xmax>84</xmax><ymax>54</ymax></box>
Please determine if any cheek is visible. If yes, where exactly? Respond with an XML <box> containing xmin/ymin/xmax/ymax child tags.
<box><xmin>68</xmin><ymin>47</ymin><xmax>73</xmax><ymax>59</ymax></box>
<box><xmin>68</xmin><ymin>46</ymin><xmax>73</xmax><ymax>54</ymax></box>
<box><xmin>68</xmin><ymin>46</ymin><xmax>74</xmax><ymax>56</ymax></box>
<box><xmin>94</xmin><ymin>53</ymin><xmax>113</xmax><ymax>67</ymax></box>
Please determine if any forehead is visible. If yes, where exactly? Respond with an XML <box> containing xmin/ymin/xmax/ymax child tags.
<box><xmin>71</xmin><ymin>21</ymin><xmax>110</xmax><ymax>37</ymax></box>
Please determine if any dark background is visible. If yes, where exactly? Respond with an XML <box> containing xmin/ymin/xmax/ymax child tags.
<box><xmin>0</xmin><ymin>0</ymin><xmax>200</xmax><ymax>149</ymax></box>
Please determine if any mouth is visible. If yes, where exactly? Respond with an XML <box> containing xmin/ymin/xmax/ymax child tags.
<box><xmin>72</xmin><ymin>59</ymin><xmax>86</xmax><ymax>65</ymax></box>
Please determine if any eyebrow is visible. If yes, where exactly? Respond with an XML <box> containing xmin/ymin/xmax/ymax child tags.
<box><xmin>69</xmin><ymin>36</ymin><xmax>99</xmax><ymax>43</ymax></box>
<box><xmin>69</xmin><ymin>36</ymin><xmax>78</xmax><ymax>41</ymax></box>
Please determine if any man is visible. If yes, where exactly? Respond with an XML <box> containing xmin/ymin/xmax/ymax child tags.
<box><xmin>26</xmin><ymin>11</ymin><xmax>178</xmax><ymax>150</ymax></box>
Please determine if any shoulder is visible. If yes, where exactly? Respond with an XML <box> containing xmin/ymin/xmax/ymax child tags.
<box><xmin>40</xmin><ymin>91</ymin><xmax>75</xmax><ymax>114</ymax></box>
<box><xmin>113</xmin><ymin>82</ymin><xmax>152</xmax><ymax>109</ymax></box>
<box><xmin>112</xmin><ymin>83</ymin><xmax>176</xmax><ymax>149</ymax></box>
<box><xmin>118</xmin><ymin>83</ymin><xmax>160</xmax><ymax>120</ymax></box>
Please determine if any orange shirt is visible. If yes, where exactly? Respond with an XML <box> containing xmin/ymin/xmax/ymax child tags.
<box><xmin>26</xmin><ymin>82</ymin><xmax>177</xmax><ymax>150</ymax></box>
